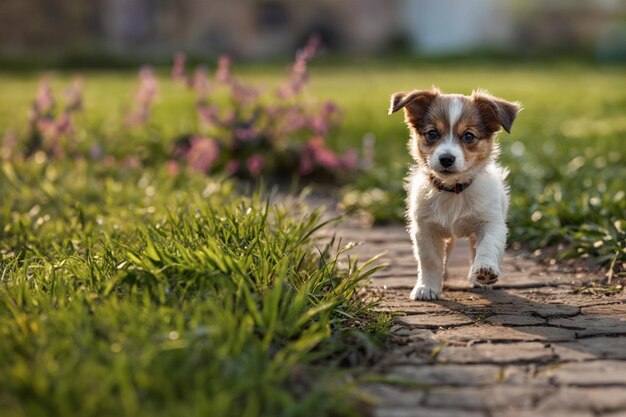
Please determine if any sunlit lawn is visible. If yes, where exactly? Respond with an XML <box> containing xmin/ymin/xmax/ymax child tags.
<box><xmin>0</xmin><ymin>58</ymin><xmax>625</xmax><ymax>416</ymax></box>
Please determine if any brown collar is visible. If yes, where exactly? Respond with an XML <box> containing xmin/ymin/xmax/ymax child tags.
<box><xmin>430</xmin><ymin>175</ymin><xmax>473</xmax><ymax>194</ymax></box>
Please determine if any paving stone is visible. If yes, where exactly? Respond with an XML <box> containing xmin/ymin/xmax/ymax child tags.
<box><xmin>484</xmin><ymin>314</ymin><xmax>546</xmax><ymax>326</ymax></box>
<box><xmin>375</xmin><ymin>301</ymin><xmax>454</xmax><ymax>315</ymax></box>
<box><xmin>371</xmin><ymin>277</ymin><xmax>414</xmax><ymax>289</ymax></box>
<box><xmin>424</xmin><ymin>385</ymin><xmax>552</xmax><ymax>410</ymax></box>
<box><xmin>374</xmin><ymin>408</ymin><xmax>486</xmax><ymax>417</ymax></box>
<box><xmin>359</xmin><ymin>383</ymin><xmax>424</xmax><ymax>407</ymax></box>
<box><xmin>517</xmin><ymin>288</ymin><xmax>626</xmax><ymax>307</ymax></box>
<box><xmin>388</xmin><ymin>364</ymin><xmax>503</xmax><ymax>387</ymax></box>
<box><xmin>436</xmin><ymin>342</ymin><xmax>556</xmax><ymax>364</ymax></box>
<box><xmin>549</xmin><ymin>315</ymin><xmax>626</xmax><ymax>337</ymax></box>
<box><xmin>499</xmin><ymin>410</ymin><xmax>594</xmax><ymax>417</ymax></box>
<box><xmin>490</xmin><ymin>302</ymin><xmax>580</xmax><ymax>318</ymax></box>
<box><xmin>374</xmin><ymin>290</ymin><xmax>455</xmax><ymax>311</ymax></box>
<box><xmin>436</xmin><ymin>325</ymin><xmax>575</xmax><ymax>343</ymax></box>
<box><xmin>438</xmin><ymin>292</ymin><xmax>494</xmax><ymax>307</ymax></box>
<box><xmin>396</xmin><ymin>313</ymin><xmax>474</xmax><ymax>329</ymax></box>
<box><xmin>502</xmin><ymin>365</ymin><xmax>553</xmax><ymax>386</ymax></box>
<box><xmin>541</xmin><ymin>360</ymin><xmax>626</xmax><ymax>386</ymax></box>
<box><xmin>581</xmin><ymin>303</ymin><xmax>626</xmax><ymax>315</ymax></box>
<box><xmin>537</xmin><ymin>387</ymin><xmax>626</xmax><ymax>411</ymax></box>
<box><xmin>434</xmin><ymin>289</ymin><xmax>580</xmax><ymax>317</ymax></box>
<box><xmin>552</xmin><ymin>336</ymin><xmax>626</xmax><ymax>361</ymax></box>
<box><xmin>335</xmin><ymin>225</ymin><xmax>409</xmax><ymax>243</ymax></box>
<box><xmin>374</xmin><ymin>266</ymin><xmax>419</xmax><ymax>279</ymax></box>
<box><xmin>605</xmin><ymin>411</ymin><xmax>626</xmax><ymax>417</ymax></box>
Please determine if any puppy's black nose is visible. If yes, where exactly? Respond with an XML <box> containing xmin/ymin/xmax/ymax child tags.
<box><xmin>439</xmin><ymin>154</ymin><xmax>456</xmax><ymax>168</ymax></box>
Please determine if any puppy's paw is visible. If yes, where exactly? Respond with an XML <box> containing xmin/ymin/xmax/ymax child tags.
<box><xmin>410</xmin><ymin>285</ymin><xmax>441</xmax><ymax>301</ymax></box>
<box><xmin>470</xmin><ymin>265</ymin><xmax>499</xmax><ymax>287</ymax></box>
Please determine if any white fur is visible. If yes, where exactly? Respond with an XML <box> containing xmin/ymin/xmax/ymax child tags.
<box><xmin>429</xmin><ymin>97</ymin><xmax>466</xmax><ymax>173</ymax></box>
<box><xmin>406</xmin><ymin>162</ymin><xmax>509</xmax><ymax>300</ymax></box>
<box><xmin>447</xmin><ymin>97</ymin><xmax>463</xmax><ymax>126</ymax></box>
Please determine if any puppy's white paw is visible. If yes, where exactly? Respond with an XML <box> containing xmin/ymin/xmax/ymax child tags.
<box><xmin>410</xmin><ymin>285</ymin><xmax>441</xmax><ymax>301</ymax></box>
<box><xmin>470</xmin><ymin>265</ymin><xmax>499</xmax><ymax>287</ymax></box>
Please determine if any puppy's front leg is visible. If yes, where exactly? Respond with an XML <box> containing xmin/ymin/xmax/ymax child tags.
<box><xmin>470</xmin><ymin>221</ymin><xmax>507</xmax><ymax>287</ymax></box>
<box><xmin>410</xmin><ymin>224</ymin><xmax>446</xmax><ymax>300</ymax></box>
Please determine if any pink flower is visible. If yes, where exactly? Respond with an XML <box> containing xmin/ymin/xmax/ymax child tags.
<box><xmin>246</xmin><ymin>154</ymin><xmax>264</xmax><ymax>176</ymax></box>
<box><xmin>310</xmin><ymin>115</ymin><xmax>329</xmax><ymax>135</ymax></box>
<box><xmin>172</xmin><ymin>52</ymin><xmax>187</xmax><ymax>84</ymax></box>
<box><xmin>231</xmin><ymin>81</ymin><xmax>259</xmax><ymax>104</ymax></box>
<box><xmin>127</xmin><ymin>66</ymin><xmax>158</xmax><ymax>125</ymax></box>
<box><xmin>167</xmin><ymin>160</ymin><xmax>180</xmax><ymax>176</ymax></box>
<box><xmin>300</xmin><ymin>34</ymin><xmax>320</xmax><ymax>61</ymax></box>
<box><xmin>321</xmin><ymin>101</ymin><xmax>338</xmax><ymax>117</ymax></box>
<box><xmin>307</xmin><ymin>136</ymin><xmax>340</xmax><ymax>170</ymax></box>
<box><xmin>277</xmin><ymin>107</ymin><xmax>307</xmax><ymax>135</ymax></box>
<box><xmin>197</xmin><ymin>102</ymin><xmax>221</xmax><ymax>126</ymax></box>
<box><xmin>36</xmin><ymin>118</ymin><xmax>54</xmax><ymax>135</ymax></box>
<box><xmin>55</xmin><ymin>112</ymin><xmax>73</xmax><ymax>135</ymax></box>
<box><xmin>35</xmin><ymin>78</ymin><xmax>55</xmax><ymax>115</ymax></box>
<box><xmin>191</xmin><ymin>66</ymin><xmax>211</xmax><ymax>100</ymax></box>
<box><xmin>314</xmin><ymin>148</ymin><xmax>340</xmax><ymax>170</ymax></box>
<box><xmin>216</xmin><ymin>55</ymin><xmax>233</xmax><ymax>84</ymax></box>
<box><xmin>341</xmin><ymin>149</ymin><xmax>359</xmax><ymax>171</ymax></box>
<box><xmin>137</xmin><ymin>66</ymin><xmax>158</xmax><ymax>104</ymax></box>
<box><xmin>1</xmin><ymin>130</ymin><xmax>18</xmax><ymax>159</ymax></box>
<box><xmin>298</xmin><ymin>153</ymin><xmax>313</xmax><ymax>175</ymax></box>
<box><xmin>234</xmin><ymin>126</ymin><xmax>258</xmax><ymax>141</ymax></box>
<box><xmin>226</xmin><ymin>160</ymin><xmax>240</xmax><ymax>174</ymax></box>
<box><xmin>64</xmin><ymin>76</ymin><xmax>83</xmax><ymax>112</ymax></box>
<box><xmin>122</xmin><ymin>156</ymin><xmax>141</xmax><ymax>170</ymax></box>
<box><xmin>186</xmin><ymin>136</ymin><xmax>220</xmax><ymax>173</ymax></box>
<box><xmin>276</xmin><ymin>35</ymin><xmax>320</xmax><ymax>100</ymax></box>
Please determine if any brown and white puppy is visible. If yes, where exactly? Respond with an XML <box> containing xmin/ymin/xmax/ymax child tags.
<box><xmin>389</xmin><ymin>87</ymin><xmax>521</xmax><ymax>300</ymax></box>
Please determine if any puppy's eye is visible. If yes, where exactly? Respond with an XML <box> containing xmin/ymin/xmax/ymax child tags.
<box><xmin>426</xmin><ymin>130</ymin><xmax>439</xmax><ymax>141</ymax></box>
<box><xmin>461</xmin><ymin>132</ymin><xmax>476</xmax><ymax>143</ymax></box>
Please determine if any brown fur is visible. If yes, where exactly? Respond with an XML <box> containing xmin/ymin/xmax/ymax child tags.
<box><xmin>389</xmin><ymin>88</ymin><xmax>521</xmax><ymax>176</ymax></box>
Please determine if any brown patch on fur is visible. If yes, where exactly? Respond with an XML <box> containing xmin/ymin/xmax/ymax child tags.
<box><xmin>411</xmin><ymin>97</ymin><xmax>455</xmax><ymax>166</ymax></box>
<box><xmin>461</xmin><ymin>134</ymin><xmax>494</xmax><ymax>168</ymax></box>
<box><xmin>471</xmin><ymin>90</ymin><xmax>521</xmax><ymax>134</ymax></box>
<box><xmin>455</xmin><ymin>104</ymin><xmax>497</xmax><ymax>167</ymax></box>
<box><xmin>388</xmin><ymin>88</ymin><xmax>439</xmax><ymax>125</ymax></box>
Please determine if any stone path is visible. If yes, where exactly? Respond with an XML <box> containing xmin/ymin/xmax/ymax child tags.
<box><xmin>335</xmin><ymin>224</ymin><xmax>626</xmax><ymax>417</ymax></box>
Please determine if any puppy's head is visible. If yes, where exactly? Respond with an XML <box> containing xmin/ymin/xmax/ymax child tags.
<box><xmin>389</xmin><ymin>87</ymin><xmax>521</xmax><ymax>182</ymax></box>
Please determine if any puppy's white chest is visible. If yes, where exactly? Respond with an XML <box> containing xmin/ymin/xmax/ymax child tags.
<box><xmin>421</xmin><ymin>193</ymin><xmax>478</xmax><ymax>236</ymax></box>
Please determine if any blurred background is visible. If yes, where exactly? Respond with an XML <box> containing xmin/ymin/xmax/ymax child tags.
<box><xmin>1</xmin><ymin>0</ymin><xmax>625</xmax><ymax>66</ymax></box>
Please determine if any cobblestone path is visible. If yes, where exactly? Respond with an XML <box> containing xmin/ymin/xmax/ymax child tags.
<box><xmin>336</xmin><ymin>224</ymin><xmax>626</xmax><ymax>417</ymax></box>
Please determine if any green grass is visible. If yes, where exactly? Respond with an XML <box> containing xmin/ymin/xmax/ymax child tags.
<box><xmin>0</xmin><ymin>159</ymin><xmax>387</xmax><ymax>417</ymax></box>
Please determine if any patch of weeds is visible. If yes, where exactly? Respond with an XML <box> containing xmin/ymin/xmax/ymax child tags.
<box><xmin>573</xmin><ymin>283</ymin><xmax>624</xmax><ymax>296</ymax></box>
<box><xmin>430</xmin><ymin>342</ymin><xmax>448</xmax><ymax>360</ymax></box>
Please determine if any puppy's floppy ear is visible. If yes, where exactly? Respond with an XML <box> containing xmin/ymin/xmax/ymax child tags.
<box><xmin>471</xmin><ymin>89</ymin><xmax>522</xmax><ymax>133</ymax></box>
<box><xmin>388</xmin><ymin>88</ymin><xmax>439</xmax><ymax>116</ymax></box>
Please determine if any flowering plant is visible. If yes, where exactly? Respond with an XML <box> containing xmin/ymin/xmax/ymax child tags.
<box><xmin>168</xmin><ymin>35</ymin><xmax>360</xmax><ymax>182</ymax></box>
<box><xmin>22</xmin><ymin>77</ymin><xmax>83</xmax><ymax>158</ymax></box>
<box><xmin>5</xmin><ymin>36</ymin><xmax>360</xmax><ymax>184</ymax></box>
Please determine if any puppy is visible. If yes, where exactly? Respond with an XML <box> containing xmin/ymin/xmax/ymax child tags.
<box><xmin>389</xmin><ymin>87</ymin><xmax>521</xmax><ymax>300</ymax></box>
